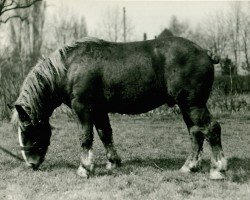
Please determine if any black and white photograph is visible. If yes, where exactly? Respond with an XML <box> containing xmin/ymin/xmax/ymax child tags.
<box><xmin>0</xmin><ymin>0</ymin><xmax>250</xmax><ymax>199</ymax></box>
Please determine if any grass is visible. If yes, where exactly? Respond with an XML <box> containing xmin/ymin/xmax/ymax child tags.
<box><xmin>0</xmin><ymin>112</ymin><xmax>250</xmax><ymax>200</ymax></box>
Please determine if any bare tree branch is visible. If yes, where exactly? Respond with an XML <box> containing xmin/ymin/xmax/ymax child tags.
<box><xmin>0</xmin><ymin>0</ymin><xmax>42</xmax><ymax>24</ymax></box>
<box><xmin>1</xmin><ymin>0</ymin><xmax>42</xmax><ymax>15</ymax></box>
<box><xmin>0</xmin><ymin>0</ymin><xmax>7</xmax><ymax>14</ymax></box>
<box><xmin>4</xmin><ymin>0</ymin><xmax>15</xmax><ymax>8</ymax></box>
<box><xmin>0</xmin><ymin>14</ymin><xmax>27</xmax><ymax>23</ymax></box>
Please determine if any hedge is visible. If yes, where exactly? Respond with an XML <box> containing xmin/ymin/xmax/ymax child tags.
<box><xmin>213</xmin><ymin>75</ymin><xmax>250</xmax><ymax>94</ymax></box>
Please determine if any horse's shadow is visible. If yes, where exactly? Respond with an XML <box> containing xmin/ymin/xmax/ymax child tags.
<box><xmin>42</xmin><ymin>160</ymin><xmax>77</xmax><ymax>171</ymax></box>
<box><xmin>124</xmin><ymin>157</ymin><xmax>186</xmax><ymax>171</ymax></box>
<box><xmin>226</xmin><ymin>157</ymin><xmax>250</xmax><ymax>183</ymax></box>
<box><xmin>40</xmin><ymin>156</ymin><xmax>250</xmax><ymax>183</ymax></box>
<box><xmin>94</xmin><ymin>156</ymin><xmax>250</xmax><ymax>183</ymax></box>
<box><xmin>93</xmin><ymin>157</ymin><xmax>188</xmax><ymax>177</ymax></box>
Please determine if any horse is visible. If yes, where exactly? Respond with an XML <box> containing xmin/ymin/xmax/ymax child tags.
<box><xmin>11</xmin><ymin>36</ymin><xmax>227</xmax><ymax>179</ymax></box>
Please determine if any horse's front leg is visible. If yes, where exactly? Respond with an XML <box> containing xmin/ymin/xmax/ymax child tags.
<box><xmin>93</xmin><ymin>111</ymin><xmax>121</xmax><ymax>170</ymax></box>
<box><xmin>72</xmin><ymin>100</ymin><xmax>94</xmax><ymax>178</ymax></box>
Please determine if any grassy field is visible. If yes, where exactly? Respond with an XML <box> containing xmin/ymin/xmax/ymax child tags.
<box><xmin>0</xmin><ymin>112</ymin><xmax>250</xmax><ymax>200</ymax></box>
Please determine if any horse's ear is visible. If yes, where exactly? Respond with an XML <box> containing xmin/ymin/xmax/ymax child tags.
<box><xmin>15</xmin><ymin>105</ymin><xmax>31</xmax><ymax>122</ymax></box>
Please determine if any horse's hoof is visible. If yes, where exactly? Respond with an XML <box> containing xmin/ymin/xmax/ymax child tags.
<box><xmin>106</xmin><ymin>161</ymin><xmax>116</xmax><ymax>170</ymax></box>
<box><xmin>179</xmin><ymin>166</ymin><xmax>191</xmax><ymax>173</ymax></box>
<box><xmin>209</xmin><ymin>170</ymin><xmax>226</xmax><ymax>180</ymax></box>
<box><xmin>77</xmin><ymin>165</ymin><xmax>90</xmax><ymax>178</ymax></box>
<box><xmin>106</xmin><ymin>160</ymin><xmax>121</xmax><ymax>170</ymax></box>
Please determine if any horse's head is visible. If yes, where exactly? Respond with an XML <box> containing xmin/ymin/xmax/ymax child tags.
<box><xmin>14</xmin><ymin>105</ymin><xmax>52</xmax><ymax>170</ymax></box>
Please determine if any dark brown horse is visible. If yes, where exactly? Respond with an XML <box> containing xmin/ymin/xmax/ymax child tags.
<box><xmin>12</xmin><ymin>36</ymin><xmax>227</xmax><ymax>179</ymax></box>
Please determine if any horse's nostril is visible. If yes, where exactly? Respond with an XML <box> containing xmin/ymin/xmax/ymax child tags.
<box><xmin>30</xmin><ymin>163</ymin><xmax>39</xmax><ymax>170</ymax></box>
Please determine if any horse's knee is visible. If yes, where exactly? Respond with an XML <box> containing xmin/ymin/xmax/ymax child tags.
<box><xmin>78</xmin><ymin>122</ymin><xmax>94</xmax><ymax>149</ymax></box>
<box><xmin>189</xmin><ymin>126</ymin><xmax>204</xmax><ymax>146</ymax></box>
<box><xmin>71</xmin><ymin>98</ymin><xmax>83</xmax><ymax>111</ymax></box>
<box><xmin>208</xmin><ymin>121</ymin><xmax>221</xmax><ymax>135</ymax></box>
<box><xmin>204</xmin><ymin>121</ymin><xmax>222</xmax><ymax>146</ymax></box>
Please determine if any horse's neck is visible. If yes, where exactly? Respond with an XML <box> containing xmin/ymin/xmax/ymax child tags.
<box><xmin>18</xmin><ymin>50</ymin><xmax>70</xmax><ymax>123</ymax></box>
<box><xmin>21</xmin><ymin>82</ymin><xmax>63</xmax><ymax>123</ymax></box>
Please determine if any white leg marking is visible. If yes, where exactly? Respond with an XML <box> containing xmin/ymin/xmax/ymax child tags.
<box><xmin>18</xmin><ymin>127</ymin><xmax>31</xmax><ymax>166</ymax></box>
<box><xmin>88</xmin><ymin>149</ymin><xmax>94</xmax><ymax>165</ymax></box>
<box><xmin>87</xmin><ymin>149</ymin><xmax>94</xmax><ymax>172</ymax></box>
<box><xmin>77</xmin><ymin>150</ymin><xmax>95</xmax><ymax>178</ymax></box>
<box><xmin>81</xmin><ymin>149</ymin><xmax>94</xmax><ymax>166</ymax></box>
<box><xmin>210</xmin><ymin>169</ymin><xmax>226</xmax><ymax>180</ymax></box>
<box><xmin>80</xmin><ymin>149</ymin><xmax>95</xmax><ymax>172</ymax></box>
<box><xmin>77</xmin><ymin>164</ymin><xmax>89</xmax><ymax>178</ymax></box>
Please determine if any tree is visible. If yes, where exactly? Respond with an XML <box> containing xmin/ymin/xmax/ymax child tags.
<box><xmin>97</xmin><ymin>6</ymin><xmax>134</xmax><ymax>42</ymax></box>
<box><xmin>241</xmin><ymin>9</ymin><xmax>250</xmax><ymax>72</ymax></box>
<box><xmin>187</xmin><ymin>24</ymin><xmax>206</xmax><ymax>47</ymax></box>
<box><xmin>228</xmin><ymin>1</ymin><xmax>242</xmax><ymax>74</ymax></box>
<box><xmin>100</xmin><ymin>6</ymin><xmax>121</xmax><ymax>42</ymax></box>
<box><xmin>0</xmin><ymin>0</ymin><xmax>42</xmax><ymax>24</ymax></box>
<box><xmin>29</xmin><ymin>0</ymin><xmax>45</xmax><ymax>63</ymax></box>
<box><xmin>220</xmin><ymin>56</ymin><xmax>237</xmax><ymax>76</ymax></box>
<box><xmin>0</xmin><ymin>0</ymin><xmax>45</xmax><ymax>119</ymax></box>
<box><xmin>168</xmin><ymin>15</ymin><xmax>189</xmax><ymax>37</ymax></box>
<box><xmin>8</xmin><ymin>0</ymin><xmax>45</xmax><ymax>74</ymax></box>
<box><xmin>201</xmin><ymin>11</ymin><xmax>229</xmax><ymax>60</ymax></box>
<box><xmin>43</xmin><ymin>5</ymin><xmax>88</xmax><ymax>53</ymax></box>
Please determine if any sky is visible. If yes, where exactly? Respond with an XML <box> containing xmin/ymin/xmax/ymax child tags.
<box><xmin>45</xmin><ymin>0</ymin><xmax>232</xmax><ymax>40</ymax></box>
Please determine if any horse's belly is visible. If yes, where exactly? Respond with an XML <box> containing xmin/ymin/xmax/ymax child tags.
<box><xmin>106</xmin><ymin>88</ymin><xmax>166</xmax><ymax>114</ymax></box>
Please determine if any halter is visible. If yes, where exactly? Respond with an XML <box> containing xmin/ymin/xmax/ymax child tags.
<box><xmin>19</xmin><ymin>139</ymin><xmax>50</xmax><ymax>152</ymax></box>
<box><xmin>23</xmin><ymin>119</ymin><xmax>44</xmax><ymax>127</ymax></box>
<box><xmin>20</xmin><ymin>146</ymin><xmax>46</xmax><ymax>152</ymax></box>
<box><xmin>18</xmin><ymin>120</ymin><xmax>50</xmax><ymax>152</ymax></box>
<box><xmin>0</xmin><ymin>145</ymin><xmax>23</xmax><ymax>161</ymax></box>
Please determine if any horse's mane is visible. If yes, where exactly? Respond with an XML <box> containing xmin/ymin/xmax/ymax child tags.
<box><xmin>11</xmin><ymin>37</ymin><xmax>102</xmax><ymax>125</ymax></box>
<box><xmin>11</xmin><ymin>50</ymin><xmax>66</xmax><ymax>125</ymax></box>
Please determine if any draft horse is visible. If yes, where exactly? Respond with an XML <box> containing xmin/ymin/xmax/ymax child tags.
<box><xmin>12</xmin><ymin>37</ymin><xmax>227</xmax><ymax>179</ymax></box>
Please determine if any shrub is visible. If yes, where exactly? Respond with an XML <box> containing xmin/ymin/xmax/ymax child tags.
<box><xmin>208</xmin><ymin>88</ymin><xmax>249</xmax><ymax>113</ymax></box>
<box><xmin>213</xmin><ymin>75</ymin><xmax>250</xmax><ymax>94</ymax></box>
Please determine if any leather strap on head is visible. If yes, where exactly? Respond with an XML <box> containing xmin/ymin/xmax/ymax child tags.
<box><xmin>20</xmin><ymin>146</ymin><xmax>46</xmax><ymax>152</ymax></box>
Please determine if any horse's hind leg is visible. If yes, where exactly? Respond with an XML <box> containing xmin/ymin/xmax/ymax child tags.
<box><xmin>179</xmin><ymin>106</ymin><xmax>205</xmax><ymax>173</ymax></box>
<box><xmin>180</xmin><ymin>106</ymin><xmax>227</xmax><ymax>179</ymax></box>
<box><xmin>205</xmin><ymin>119</ymin><xmax>227</xmax><ymax>179</ymax></box>
<box><xmin>72</xmin><ymin>99</ymin><xmax>95</xmax><ymax>178</ymax></box>
<box><xmin>93</xmin><ymin>111</ymin><xmax>121</xmax><ymax>170</ymax></box>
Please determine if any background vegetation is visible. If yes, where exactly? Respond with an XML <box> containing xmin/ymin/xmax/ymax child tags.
<box><xmin>0</xmin><ymin>1</ymin><xmax>250</xmax><ymax>119</ymax></box>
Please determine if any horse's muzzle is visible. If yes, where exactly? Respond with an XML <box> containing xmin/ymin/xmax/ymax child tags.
<box><xmin>26</xmin><ymin>157</ymin><xmax>44</xmax><ymax>170</ymax></box>
<box><xmin>30</xmin><ymin>163</ymin><xmax>40</xmax><ymax>170</ymax></box>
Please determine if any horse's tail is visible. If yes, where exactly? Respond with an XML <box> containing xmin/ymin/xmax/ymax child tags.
<box><xmin>207</xmin><ymin>50</ymin><xmax>220</xmax><ymax>64</ymax></box>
